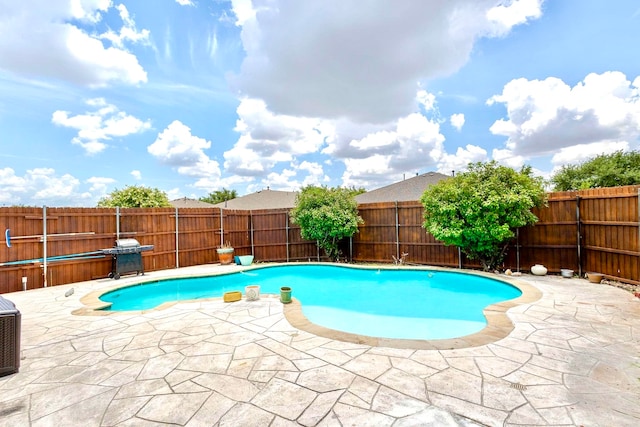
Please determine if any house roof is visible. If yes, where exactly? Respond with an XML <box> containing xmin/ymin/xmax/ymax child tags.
<box><xmin>170</xmin><ymin>197</ymin><xmax>216</xmax><ymax>208</ymax></box>
<box><xmin>355</xmin><ymin>172</ymin><xmax>450</xmax><ymax>204</ymax></box>
<box><xmin>212</xmin><ymin>189</ymin><xmax>298</xmax><ymax>210</ymax></box>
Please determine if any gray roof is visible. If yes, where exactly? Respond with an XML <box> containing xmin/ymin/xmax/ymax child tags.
<box><xmin>355</xmin><ymin>172</ymin><xmax>450</xmax><ymax>204</ymax></box>
<box><xmin>170</xmin><ymin>197</ymin><xmax>216</xmax><ymax>208</ymax></box>
<box><xmin>212</xmin><ymin>189</ymin><xmax>298</xmax><ymax>210</ymax></box>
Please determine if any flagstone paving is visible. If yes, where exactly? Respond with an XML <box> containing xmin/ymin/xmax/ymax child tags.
<box><xmin>1</xmin><ymin>265</ymin><xmax>639</xmax><ymax>426</ymax></box>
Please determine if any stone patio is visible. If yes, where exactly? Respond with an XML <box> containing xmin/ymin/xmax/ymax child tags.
<box><xmin>0</xmin><ymin>264</ymin><xmax>639</xmax><ymax>426</ymax></box>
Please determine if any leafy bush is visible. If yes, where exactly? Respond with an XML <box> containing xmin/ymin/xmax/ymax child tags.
<box><xmin>97</xmin><ymin>185</ymin><xmax>171</xmax><ymax>208</ymax></box>
<box><xmin>290</xmin><ymin>186</ymin><xmax>363</xmax><ymax>261</ymax></box>
<box><xmin>200</xmin><ymin>188</ymin><xmax>238</xmax><ymax>204</ymax></box>
<box><xmin>551</xmin><ymin>150</ymin><xmax>640</xmax><ymax>191</ymax></box>
<box><xmin>421</xmin><ymin>161</ymin><xmax>546</xmax><ymax>271</ymax></box>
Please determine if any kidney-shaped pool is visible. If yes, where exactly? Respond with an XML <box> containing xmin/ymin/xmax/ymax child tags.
<box><xmin>97</xmin><ymin>264</ymin><xmax>523</xmax><ymax>341</ymax></box>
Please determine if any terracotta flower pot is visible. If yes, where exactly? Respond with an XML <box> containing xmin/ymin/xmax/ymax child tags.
<box><xmin>216</xmin><ymin>248</ymin><xmax>234</xmax><ymax>265</ymax></box>
<box><xmin>587</xmin><ymin>273</ymin><xmax>603</xmax><ymax>283</ymax></box>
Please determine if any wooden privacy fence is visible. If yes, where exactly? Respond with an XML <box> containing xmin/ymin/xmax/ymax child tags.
<box><xmin>1</xmin><ymin>186</ymin><xmax>638</xmax><ymax>293</ymax></box>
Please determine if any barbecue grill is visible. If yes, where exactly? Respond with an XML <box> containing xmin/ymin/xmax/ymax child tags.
<box><xmin>101</xmin><ymin>238</ymin><xmax>154</xmax><ymax>279</ymax></box>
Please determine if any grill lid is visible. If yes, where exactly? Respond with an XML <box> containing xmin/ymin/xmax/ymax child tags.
<box><xmin>115</xmin><ymin>238</ymin><xmax>140</xmax><ymax>248</ymax></box>
<box><xmin>101</xmin><ymin>238</ymin><xmax>154</xmax><ymax>255</ymax></box>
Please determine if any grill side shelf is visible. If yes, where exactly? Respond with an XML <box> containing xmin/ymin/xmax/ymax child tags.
<box><xmin>101</xmin><ymin>245</ymin><xmax>154</xmax><ymax>255</ymax></box>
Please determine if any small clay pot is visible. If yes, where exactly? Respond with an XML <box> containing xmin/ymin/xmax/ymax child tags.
<box><xmin>587</xmin><ymin>273</ymin><xmax>604</xmax><ymax>283</ymax></box>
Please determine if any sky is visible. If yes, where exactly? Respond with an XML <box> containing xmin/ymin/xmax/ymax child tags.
<box><xmin>1</xmin><ymin>0</ymin><xmax>639</xmax><ymax>206</ymax></box>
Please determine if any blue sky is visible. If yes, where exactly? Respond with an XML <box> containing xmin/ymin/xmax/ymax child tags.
<box><xmin>1</xmin><ymin>0</ymin><xmax>639</xmax><ymax>206</ymax></box>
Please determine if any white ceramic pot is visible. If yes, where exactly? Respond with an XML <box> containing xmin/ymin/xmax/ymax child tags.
<box><xmin>560</xmin><ymin>269</ymin><xmax>573</xmax><ymax>278</ymax></box>
<box><xmin>238</xmin><ymin>255</ymin><xmax>254</xmax><ymax>266</ymax></box>
<box><xmin>531</xmin><ymin>264</ymin><xmax>547</xmax><ymax>276</ymax></box>
<box><xmin>245</xmin><ymin>285</ymin><xmax>260</xmax><ymax>301</ymax></box>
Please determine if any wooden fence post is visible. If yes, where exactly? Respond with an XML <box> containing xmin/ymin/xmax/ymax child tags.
<box><xmin>286</xmin><ymin>211</ymin><xmax>290</xmax><ymax>263</ymax></box>
<box><xmin>219</xmin><ymin>208</ymin><xmax>224</xmax><ymax>247</ymax></box>
<box><xmin>395</xmin><ymin>201</ymin><xmax>400</xmax><ymax>261</ymax></box>
<box><xmin>43</xmin><ymin>205</ymin><xmax>48</xmax><ymax>288</ymax></box>
<box><xmin>349</xmin><ymin>236</ymin><xmax>353</xmax><ymax>262</ymax></box>
<box><xmin>516</xmin><ymin>228</ymin><xmax>520</xmax><ymax>272</ymax></box>
<box><xmin>250</xmin><ymin>210</ymin><xmax>255</xmax><ymax>256</ymax></box>
<box><xmin>175</xmin><ymin>207</ymin><xmax>179</xmax><ymax>268</ymax></box>
<box><xmin>576</xmin><ymin>195</ymin><xmax>581</xmax><ymax>278</ymax></box>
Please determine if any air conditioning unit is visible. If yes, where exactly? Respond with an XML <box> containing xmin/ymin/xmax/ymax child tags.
<box><xmin>0</xmin><ymin>296</ymin><xmax>21</xmax><ymax>377</ymax></box>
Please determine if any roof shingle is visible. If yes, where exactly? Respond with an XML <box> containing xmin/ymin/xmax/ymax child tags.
<box><xmin>170</xmin><ymin>197</ymin><xmax>216</xmax><ymax>208</ymax></box>
<box><xmin>355</xmin><ymin>172</ymin><xmax>450</xmax><ymax>204</ymax></box>
<box><xmin>212</xmin><ymin>189</ymin><xmax>298</xmax><ymax>210</ymax></box>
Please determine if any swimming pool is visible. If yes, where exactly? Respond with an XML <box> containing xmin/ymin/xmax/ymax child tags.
<box><xmin>98</xmin><ymin>264</ymin><xmax>522</xmax><ymax>340</ymax></box>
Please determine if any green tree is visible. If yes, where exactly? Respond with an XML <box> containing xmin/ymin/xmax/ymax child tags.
<box><xmin>420</xmin><ymin>161</ymin><xmax>546</xmax><ymax>271</ymax></box>
<box><xmin>551</xmin><ymin>150</ymin><xmax>640</xmax><ymax>191</ymax></box>
<box><xmin>199</xmin><ymin>188</ymin><xmax>238</xmax><ymax>205</ymax></box>
<box><xmin>290</xmin><ymin>186</ymin><xmax>364</xmax><ymax>261</ymax></box>
<box><xmin>345</xmin><ymin>186</ymin><xmax>366</xmax><ymax>196</ymax></box>
<box><xmin>97</xmin><ymin>185</ymin><xmax>171</xmax><ymax>208</ymax></box>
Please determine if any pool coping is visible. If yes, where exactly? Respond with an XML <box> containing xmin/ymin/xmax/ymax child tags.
<box><xmin>73</xmin><ymin>263</ymin><xmax>542</xmax><ymax>350</ymax></box>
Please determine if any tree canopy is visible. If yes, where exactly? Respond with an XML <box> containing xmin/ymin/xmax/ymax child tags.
<box><xmin>289</xmin><ymin>186</ymin><xmax>363</xmax><ymax>261</ymax></box>
<box><xmin>199</xmin><ymin>188</ymin><xmax>238</xmax><ymax>205</ymax></box>
<box><xmin>551</xmin><ymin>150</ymin><xmax>640</xmax><ymax>191</ymax></box>
<box><xmin>420</xmin><ymin>161</ymin><xmax>547</xmax><ymax>271</ymax></box>
<box><xmin>97</xmin><ymin>185</ymin><xmax>171</xmax><ymax>208</ymax></box>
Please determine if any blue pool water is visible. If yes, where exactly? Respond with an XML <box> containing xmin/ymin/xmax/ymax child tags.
<box><xmin>99</xmin><ymin>265</ymin><xmax>522</xmax><ymax>340</ymax></box>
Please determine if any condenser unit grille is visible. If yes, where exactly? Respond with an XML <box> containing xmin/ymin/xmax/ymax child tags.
<box><xmin>0</xmin><ymin>297</ymin><xmax>21</xmax><ymax>377</ymax></box>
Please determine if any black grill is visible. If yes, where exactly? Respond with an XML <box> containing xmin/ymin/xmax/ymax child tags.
<box><xmin>102</xmin><ymin>238</ymin><xmax>153</xmax><ymax>280</ymax></box>
<box><xmin>0</xmin><ymin>296</ymin><xmax>20</xmax><ymax>377</ymax></box>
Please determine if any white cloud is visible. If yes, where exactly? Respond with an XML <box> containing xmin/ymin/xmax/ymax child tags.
<box><xmin>416</xmin><ymin>90</ymin><xmax>437</xmax><ymax>112</ymax></box>
<box><xmin>450</xmin><ymin>113</ymin><xmax>465</xmax><ymax>131</ymax></box>
<box><xmin>148</xmin><ymin>120</ymin><xmax>222</xmax><ymax>179</ymax></box>
<box><xmin>437</xmin><ymin>145</ymin><xmax>488</xmax><ymax>175</ymax></box>
<box><xmin>86</xmin><ymin>176</ymin><xmax>116</xmax><ymax>195</ymax></box>
<box><xmin>99</xmin><ymin>4</ymin><xmax>150</xmax><ymax>49</ymax></box>
<box><xmin>487</xmin><ymin>0</ymin><xmax>544</xmax><ymax>36</ymax></box>
<box><xmin>0</xmin><ymin>167</ymin><xmax>92</xmax><ymax>206</ymax></box>
<box><xmin>52</xmin><ymin>98</ymin><xmax>152</xmax><ymax>155</ymax></box>
<box><xmin>550</xmin><ymin>141</ymin><xmax>630</xmax><ymax>167</ymax></box>
<box><xmin>327</xmin><ymin>112</ymin><xmax>445</xmax><ymax>188</ymax></box>
<box><xmin>488</xmin><ymin>71</ymin><xmax>640</xmax><ymax>162</ymax></box>
<box><xmin>0</xmin><ymin>0</ymin><xmax>148</xmax><ymax>87</ymax></box>
<box><xmin>175</xmin><ymin>0</ymin><xmax>195</xmax><ymax>6</ymax></box>
<box><xmin>230</xmin><ymin>0</ymin><xmax>256</xmax><ymax>26</ymax></box>
<box><xmin>224</xmin><ymin>98</ymin><xmax>335</xmax><ymax>176</ymax></box>
<box><xmin>224</xmin><ymin>90</ymin><xmax>449</xmax><ymax>190</ymax></box>
<box><xmin>491</xmin><ymin>148</ymin><xmax>526</xmax><ymax>169</ymax></box>
<box><xmin>246</xmin><ymin>160</ymin><xmax>328</xmax><ymax>192</ymax></box>
<box><xmin>131</xmin><ymin>170</ymin><xmax>142</xmax><ymax>180</ymax></box>
<box><xmin>233</xmin><ymin>0</ymin><xmax>543</xmax><ymax>123</ymax></box>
